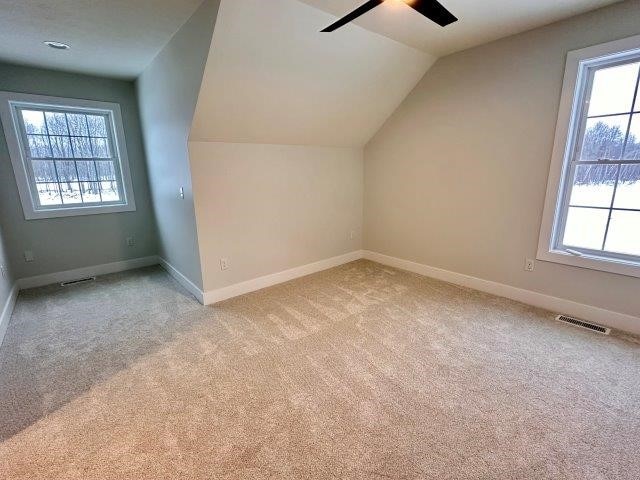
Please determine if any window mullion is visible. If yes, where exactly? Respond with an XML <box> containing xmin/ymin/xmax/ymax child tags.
<box><xmin>83</xmin><ymin>114</ymin><xmax>95</xmax><ymax>157</ymax></box>
<box><xmin>93</xmin><ymin>161</ymin><xmax>103</xmax><ymax>203</ymax></box>
<box><xmin>41</xmin><ymin>111</ymin><xmax>64</xmax><ymax>204</ymax></box>
<box><xmin>620</xmin><ymin>67</ymin><xmax>640</xmax><ymax>158</ymax></box>
<box><xmin>85</xmin><ymin>114</ymin><xmax>104</xmax><ymax>204</ymax></box>
<box><xmin>63</xmin><ymin>113</ymin><xmax>84</xmax><ymax>204</ymax></box>
<box><xmin>73</xmin><ymin>160</ymin><xmax>84</xmax><ymax>204</ymax></box>
<box><xmin>574</xmin><ymin>159</ymin><xmax>640</xmax><ymax>165</ymax></box>
<box><xmin>600</xmin><ymin>166</ymin><xmax>622</xmax><ymax>251</ymax></box>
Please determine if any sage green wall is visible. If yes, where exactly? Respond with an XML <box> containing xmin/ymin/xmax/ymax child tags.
<box><xmin>0</xmin><ymin>62</ymin><xmax>158</xmax><ymax>279</ymax></box>
<box><xmin>136</xmin><ymin>0</ymin><xmax>221</xmax><ymax>291</ymax></box>
<box><xmin>0</xmin><ymin>220</ymin><xmax>14</xmax><ymax>319</ymax></box>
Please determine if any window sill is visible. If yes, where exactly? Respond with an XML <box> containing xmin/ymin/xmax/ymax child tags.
<box><xmin>25</xmin><ymin>203</ymin><xmax>136</xmax><ymax>220</ymax></box>
<box><xmin>537</xmin><ymin>248</ymin><xmax>640</xmax><ymax>279</ymax></box>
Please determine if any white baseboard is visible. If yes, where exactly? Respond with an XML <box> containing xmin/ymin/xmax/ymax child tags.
<box><xmin>0</xmin><ymin>284</ymin><xmax>19</xmax><ymax>348</ymax></box>
<box><xmin>364</xmin><ymin>250</ymin><xmax>640</xmax><ymax>336</ymax></box>
<box><xmin>204</xmin><ymin>250</ymin><xmax>364</xmax><ymax>305</ymax></box>
<box><xmin>17</xmin><ymin>256</ymin><xmax>159</xmax><ymax>290</ymax></box>
<box><xmin>158</xmin><ymin>257</ymin><xmax>205</xmax><ymax>304</ymax></box>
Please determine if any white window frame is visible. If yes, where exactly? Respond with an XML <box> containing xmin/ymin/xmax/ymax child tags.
<box><xmin>0</xmin><ymin>92</ymin><xmax>136</xmax><ymax>220</ymax></box>
<box><xmin>538</xmin><ymin>35</ymin><xmax>640</xmax><ymax>279</ymax></box>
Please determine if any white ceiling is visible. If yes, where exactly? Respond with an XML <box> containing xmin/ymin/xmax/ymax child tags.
<box><xmin>298</xmin><ymin>0</ymin><xmax>622</xmax><ymax>56</ymax></box>
<box><xmin>0</xmin><ymin>0</ymin><xmax>621</xmax><ymax>80</ymax></box>
<box><xmin>190</xmin><ymin>0</ymin><xmax>435</xmax><ymax>147</ymax></box>
<box><xmin>0</xmin><ymin>0</ymin><xmax>623</xmax><ymax>147</ymax></box>
<box><xmin>0</xmin><ymin>0</ymin><xmax>203</xmax><ymax>79</ymax></box>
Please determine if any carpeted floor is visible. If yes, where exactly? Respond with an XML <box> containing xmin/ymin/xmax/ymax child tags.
<box><xmin>0</xmin><ymin>260</ymin><xmax>638</xmax><ymax>479</ymax></box>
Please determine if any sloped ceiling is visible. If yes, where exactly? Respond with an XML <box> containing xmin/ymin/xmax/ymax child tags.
<box><xmin>298</xmin><ymin>0</ymin><xmax>622</xmax><ymax>56</ymax></box>
<box><xmin>190</xmin><ymin>0</ymin><xmax>435</xmax><ymax>147</ymax></box>
<box><xmin>190</xmin><ymin>0</ymin><xmax>621</xmax><ymax>147</ymax></box>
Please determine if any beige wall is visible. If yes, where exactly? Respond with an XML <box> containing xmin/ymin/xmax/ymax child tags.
<box><xmin>364</xmin><ymin>1</ymin><xmax>640</xmax><ymax>318</ymax></box>
<box><xmin>190</xmin><ymin>0</ymin><xmax>433</xmax><ymax>147</ymax></box>
<box><xmin>189</xmin><ymin>142</ymin><xmax>363</xmax><ymax>292</ymax></box>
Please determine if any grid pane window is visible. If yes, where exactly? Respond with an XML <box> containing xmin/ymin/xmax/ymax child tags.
<box><xmin>559</xmin><ymin>56</ymin><xmax>640</xmax><ymax>261</ymax></box>
<box><xmin>0</xmin><ymin>93</ymin><xmax>136</xmax><ymax>219</ymax></box>
<box><xmin>18</xmin><ymin>107</ymin><xmax>123</xmax><ymax>207</ymax></box>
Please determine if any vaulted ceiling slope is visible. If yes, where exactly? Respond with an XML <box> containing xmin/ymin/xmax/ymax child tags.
<box><xmin>298</xmin><ymin>0</ymin><xmax>622</xmax><ymax>56</ymax></box>
<box><xmin>190</xmin><ymin>0</ymin><xmax>435</xmax><ymax>147</ymax></box>
<box><xmin>0</xmin><ymin>0</ymin><xmax>203</xmax><ymax>78</ymax></box>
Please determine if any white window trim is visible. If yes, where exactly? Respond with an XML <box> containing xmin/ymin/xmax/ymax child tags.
<box><xmin>0</xmin><ymin>92</ymin><xmax>136</xmax><ymax>220</ymax></box>
<box><xmin>538</xmin><ymin>34</ymin><xmax>640</xmax><ymax>279</ymax></box>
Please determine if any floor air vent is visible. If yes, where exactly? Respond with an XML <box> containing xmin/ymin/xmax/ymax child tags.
<box><xmin>61</xmin><ymin>277</ymin><xmax>96</xmax><ymax>287</ymax></box>
<box><xmin>555</xmin><ymin>315</ymin><xmax>610</xmax><ymax>335</ymax></box>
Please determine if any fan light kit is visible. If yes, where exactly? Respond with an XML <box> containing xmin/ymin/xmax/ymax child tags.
<box><xmin>321</xmin><ymin>0</ymin><xmax>457</xmax><ymax>32</ymax></box>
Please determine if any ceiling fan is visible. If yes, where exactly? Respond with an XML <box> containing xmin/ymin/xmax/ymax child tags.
<box><xmin>321</xmin><ymin>0</ymin><xmax>457</xmax><ymax>32</ymax></box>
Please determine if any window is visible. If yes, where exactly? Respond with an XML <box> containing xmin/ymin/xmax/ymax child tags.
<box><xmin>0</xmin><ymin>92</ymin><xmax>136</xmax><ymax>219</ymax></box>
<box><xmin>539</xmin><ymin>36</ymin><xmax>640</xmax><ymax>278</ymax></box>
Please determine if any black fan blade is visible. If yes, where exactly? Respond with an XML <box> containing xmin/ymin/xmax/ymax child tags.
<box><xmin>409</xmin><ymin>0</ymin><xmax>458</xmax><ymax>27</ymax></box>
<box><xmin>321</xmin><ymin>0</ymin><xmax>384</xmax><ymax>32</ymax></box>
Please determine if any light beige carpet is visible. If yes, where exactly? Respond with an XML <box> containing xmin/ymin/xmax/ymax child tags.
<box><xmin>0</xmin><ymin>260</ymin><xmax>638</xmax><ymax>479</ymax></box>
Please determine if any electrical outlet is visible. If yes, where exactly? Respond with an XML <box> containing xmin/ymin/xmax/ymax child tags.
<box><xmin>179</xmin><ymin>187</ymin><xmax>185</xmax><ymax>199</ymax></box>
<box><xmin>0</xmin><ymin>265</ymin><xmax>5</xmax><ymax>278</ymax></box>
<box><xmin>126</xmin><ymin>236</ymin><xmax>136</xmax><ymax>247</ymax></box>
<box><xmin>24</xmin><ymin>250</ymin><xmax>35</xmax><ymax>262</ymax></box>
<box><xmin>350</xmin><ymin>230</ymin><xmax>356</xmax><ymax>240</ymax></box>
<box><xmin>525</xmin><ymin>258</ymin><xmax>535</xmax><ymax>272</ymax></box>
<box><xmin>220</xmin><ymin>258</ymin><xmax>229</xmax><ymax>271</ymax></box>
